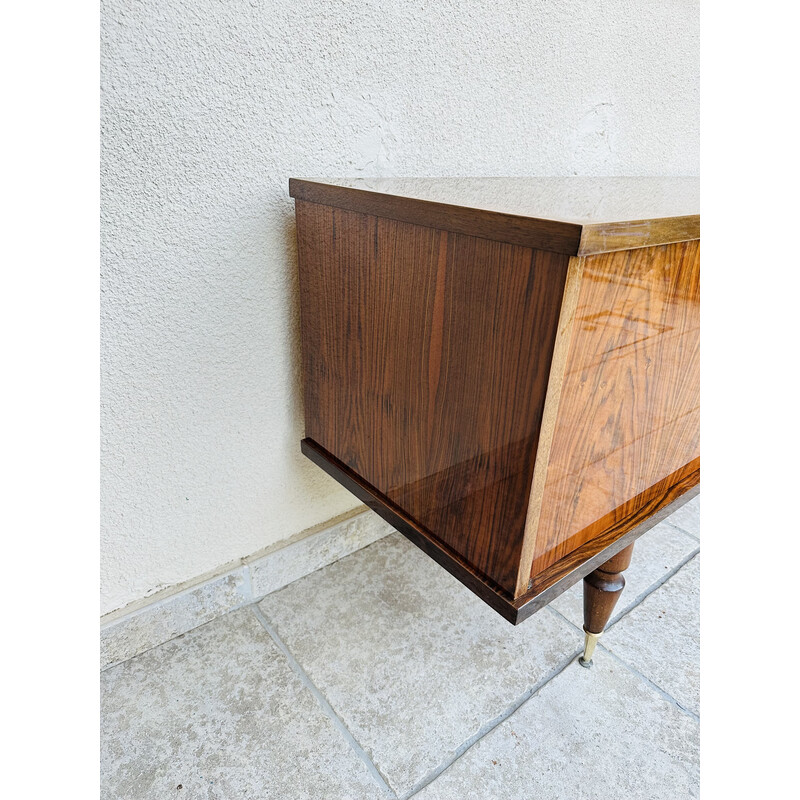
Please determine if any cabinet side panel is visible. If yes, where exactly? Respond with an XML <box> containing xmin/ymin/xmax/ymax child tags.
<box><xmin>296</xmin><ymin>200</ymin><xmax>570</xmax><ymax>593</ymax></box>
<box><xmin>530</xmin><ymin>240</ymin><xmax>700</xmax><ymax>578</ymax></box>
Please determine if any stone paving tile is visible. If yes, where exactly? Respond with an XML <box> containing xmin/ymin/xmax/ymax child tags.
<box><xmin>100</xmin><ymin>569</ymin><xmax>250</xmax><ymax>670</ymax></box>
<box><xmin>259</xmin><ymin>533</ymin><xmax>579</xmax><ymax>797</ymax></box>
<box><xmin>248</xmin><ymin>510</ymin><xmax>393</xmax><ymax>598</ymax></box>
<box><xmin>549</xmin><ymin>520</ymin><xmax>698</xmax><ymax>630</ymax></box>
<box><xmin>665</xmin><ymin>494</ymin><xmax>700</xmax><ymax>539</ymax></box>
<box><xmin>602</xmin><ymin>555</ymin><xmax>700</xmax><ymax>716</ymax></box>
<box><xmin>414</xmin><ymin>657</ymin><xmax>699</xmax><ymax>800</ymax></box>
<box><xmin>100</xmin><ymin>608</ymin><xmax>383</xmax><ymax>800</ymax></box>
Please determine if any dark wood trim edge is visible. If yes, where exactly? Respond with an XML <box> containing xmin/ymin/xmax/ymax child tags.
<box><xmin>512</xmin><ymin>466</ymin><xmax>700</xmax><ymax>623</ymax></box>
<box><xmin>302</xmin><ymin>437</ymin><xmax>699</xmax><ymax>626</ymax></box>
<box><xmin>290</xmin><ymin>180</ymin><xmax>699</xmax><ymax>256</ymax></box>
<box><xmin>301</xmin><ymin>438</ymin><xmax>521</xmax><ymax>623</ymax></box>
<box><xmin>289</xmin><ymin>179</ymin><xmax>583</xmax><ymax>256</ymax></box>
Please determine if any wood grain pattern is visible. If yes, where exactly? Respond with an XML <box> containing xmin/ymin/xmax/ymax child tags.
<box><xmin>529</xmin><ymin>240</ymin><xmax>700</xmax><ymax>579</ymax></box>
<box><xmin>579</xmin><ymin>215</ymin><xmax>700</xmax><ymax>256</ymax></box>
<box><xmin>293</xmin><ymin>180</ymin><xmax>700</xmax><ymax>623</ymax></box>
<box><xmin>302</xmin><ymin>437</ymin><xmax>699</xmax><ymax>624</ymax></box>
<box><xmin>290</xmin><ymin>180</ymin><xmax>583</xmax><ymax>255</ymax></box>
<box><xmin>295</xmin><ymin>200</ymin><xmax>570</xmax><ymax>594</ymax></box>
<box><xmin>289</xmin><ymin>179</ymin><xmax>699</xmax><ymax>256</ymax></box>
<box><xmin>513</xmin><ymin>468</ymin><xmax>699</xmax><ymax>623</ymax></box>
<box><xmin>301</xmin><ymin>437</ymin><xmax>518</xmax><ymax>619</ymax></box>
<box><xmin>515</xmin><ymin>255</ymin><xmax>585</xmax><ymax>596</ymax></box>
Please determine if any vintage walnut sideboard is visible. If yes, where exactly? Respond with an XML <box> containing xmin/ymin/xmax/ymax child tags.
<box><xmin>290</xmin><ymin>178</ymin><xmax>699</xmax><ymax>665</ymax></box>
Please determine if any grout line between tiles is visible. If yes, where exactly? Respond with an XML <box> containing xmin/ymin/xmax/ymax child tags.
<box><xmin>664</xmin><ymin>517</ymin><xmax>700</xmax><ymax>543</ymax></box>
<box><xmin>607</xmin><ymin>545</ymin><xmax>700</xmax><ymax>629</ymax></box>
<box><xmin>248</xmin><ymin>532</ymin><xmax>394</xmax><ymax>608</ymax></box>
<box><xmin>100</xmin><ymin>603</ymin><xmax>254</xmax><ymax>672</ymax></box>
<box><xmin>250</xmin><ymin>604</ymin><xmax>397</xmax><ymax>799</ymax></box>
<box><xmin>597</xmin><ymin>643</ymin><xmax>699</xmax><ymax>723</ymax></box>
<box><xmin>545</xmin><ymin>603</ymin><xmax>583</xmax><ymax>633</ymax></box>
<box><xmin>544</xmin><ymin>543</ymin><xmax>700</xmax><ymax>636</ymax></box>
<box><xmin>100</xmin><ymin>532</ymin><xmax>394</xmax><ymax>673</ymax></box>
<box><xmin>606</xmin><ymin>547</ymin><xmax>700</xmax><ymax>630</ymax></box>
<box><xmin>401</xmin><ymin>648</ymin><xmax>582</xmax><ymax>800</ymax></box>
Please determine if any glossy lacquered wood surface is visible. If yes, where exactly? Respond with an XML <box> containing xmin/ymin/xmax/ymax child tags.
<box><xmin>293</xmin><ymin>179</ymin><xmax>700</xmax><ymax>622</ymax></box>
<box><xmin>295</xmin><ymin>200</ymin><xmax>570</xmax><ymax>594</ymax></box>
<box><xmin>289</xmin><ymin>178</ymin><xmax>700</xmax><ymax>256</ymax></box>
<box><xmin>513</xmin><ymin>469</ymin><xmax>699</xmax><ymax>622</ymax></box>
<box><xmin>583</xmin><ymin>543</ymin><xmax>635</xmax><ymax>635</ymax></box>
<box><xmin>527</xmin><ymin>240</ymin><xmax>700</xmax><ymax>579</ymax></box>
<box><xmin>302</xmin><ymin>437</ymin><xmax>699</xmax><ymax>624</ymax></box>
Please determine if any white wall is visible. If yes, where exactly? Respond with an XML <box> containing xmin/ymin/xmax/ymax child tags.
<box><xmin>100</xmin><ymin>0</ymin><xmax>699</xmax><ymax>616</ymax></box>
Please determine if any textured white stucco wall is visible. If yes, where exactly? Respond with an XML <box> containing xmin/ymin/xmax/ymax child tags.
<box><xmin>100</xmin><ymin>0</ymin><xmax>699</xmax><ymax>615</ymax></box>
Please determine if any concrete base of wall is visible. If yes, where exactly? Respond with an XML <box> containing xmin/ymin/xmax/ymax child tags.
<box><xmin>100</xmin><ymin>508</ymin><xmax>392</xmax><ymax>669</ymax></box>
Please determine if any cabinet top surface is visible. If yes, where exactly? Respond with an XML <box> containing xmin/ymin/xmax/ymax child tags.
<box><xmin>289</xmin><ymin>177</ymin><xmax>699</xmax><ymax>256</ymax></box>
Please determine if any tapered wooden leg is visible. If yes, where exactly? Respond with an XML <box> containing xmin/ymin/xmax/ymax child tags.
<box><xmin>579</xmin><ymin>544</ymin><xmax>635</xmax><ymax>667</ymax></box>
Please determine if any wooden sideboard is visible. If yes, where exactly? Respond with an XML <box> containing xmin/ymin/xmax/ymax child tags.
<box><xmin>290</xmin><ymin>177</ymin><xmax>699</xmax><ymax>664</ymax></box>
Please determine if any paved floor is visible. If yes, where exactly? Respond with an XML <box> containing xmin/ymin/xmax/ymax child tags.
<box><xmin>101</xmin><ymin>496</ymin><xmax>699</xmax><ymax>799</ymax></box>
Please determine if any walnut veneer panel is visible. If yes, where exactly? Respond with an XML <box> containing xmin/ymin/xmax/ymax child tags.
<box><xmin>528</xmin><ymin>240</ymin><xmax>700</xmax><ymax>578</ymax></box>
<box><xmin>296</xmin><ymin>200</ymin><xmax>570</xmax><ymax>594</ymax></box>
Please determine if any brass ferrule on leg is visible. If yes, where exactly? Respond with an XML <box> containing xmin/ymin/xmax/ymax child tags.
<box><xmin>578</xmin><ymin>629</ymin><xmax>601</xmax><ymax>668</ymax></box>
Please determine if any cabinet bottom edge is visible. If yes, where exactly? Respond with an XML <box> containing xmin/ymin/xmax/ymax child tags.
<box><xmin>301</xmin><ymin>437</ymin><xmax>699</xmax><ymax>626</ymax></box>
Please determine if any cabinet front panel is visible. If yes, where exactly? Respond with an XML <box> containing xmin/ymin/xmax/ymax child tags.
<box><xmin>296</xmin><ymin>200</ymin><xmax>570</xmax><ymax>594</ymax></box>
<box><xmin>530</xmin><ymin>240</ymin><xmax>700</xmax><ymax>578</ymax></box>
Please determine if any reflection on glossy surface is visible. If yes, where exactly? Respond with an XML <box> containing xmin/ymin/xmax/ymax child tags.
<box><xmin>295</xmin><ymin>183</ymin><xmax>700</xmax><ymax>610</ymax></box>
<box><xmin>530</xmin><ymin>240</ymin><xmax>700</xmax><ymax>577</ymax></box>
<box><xmin>297</xmin><ymin>201</ymin><xmax>570</xmax><ymax>594</ymax></box>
